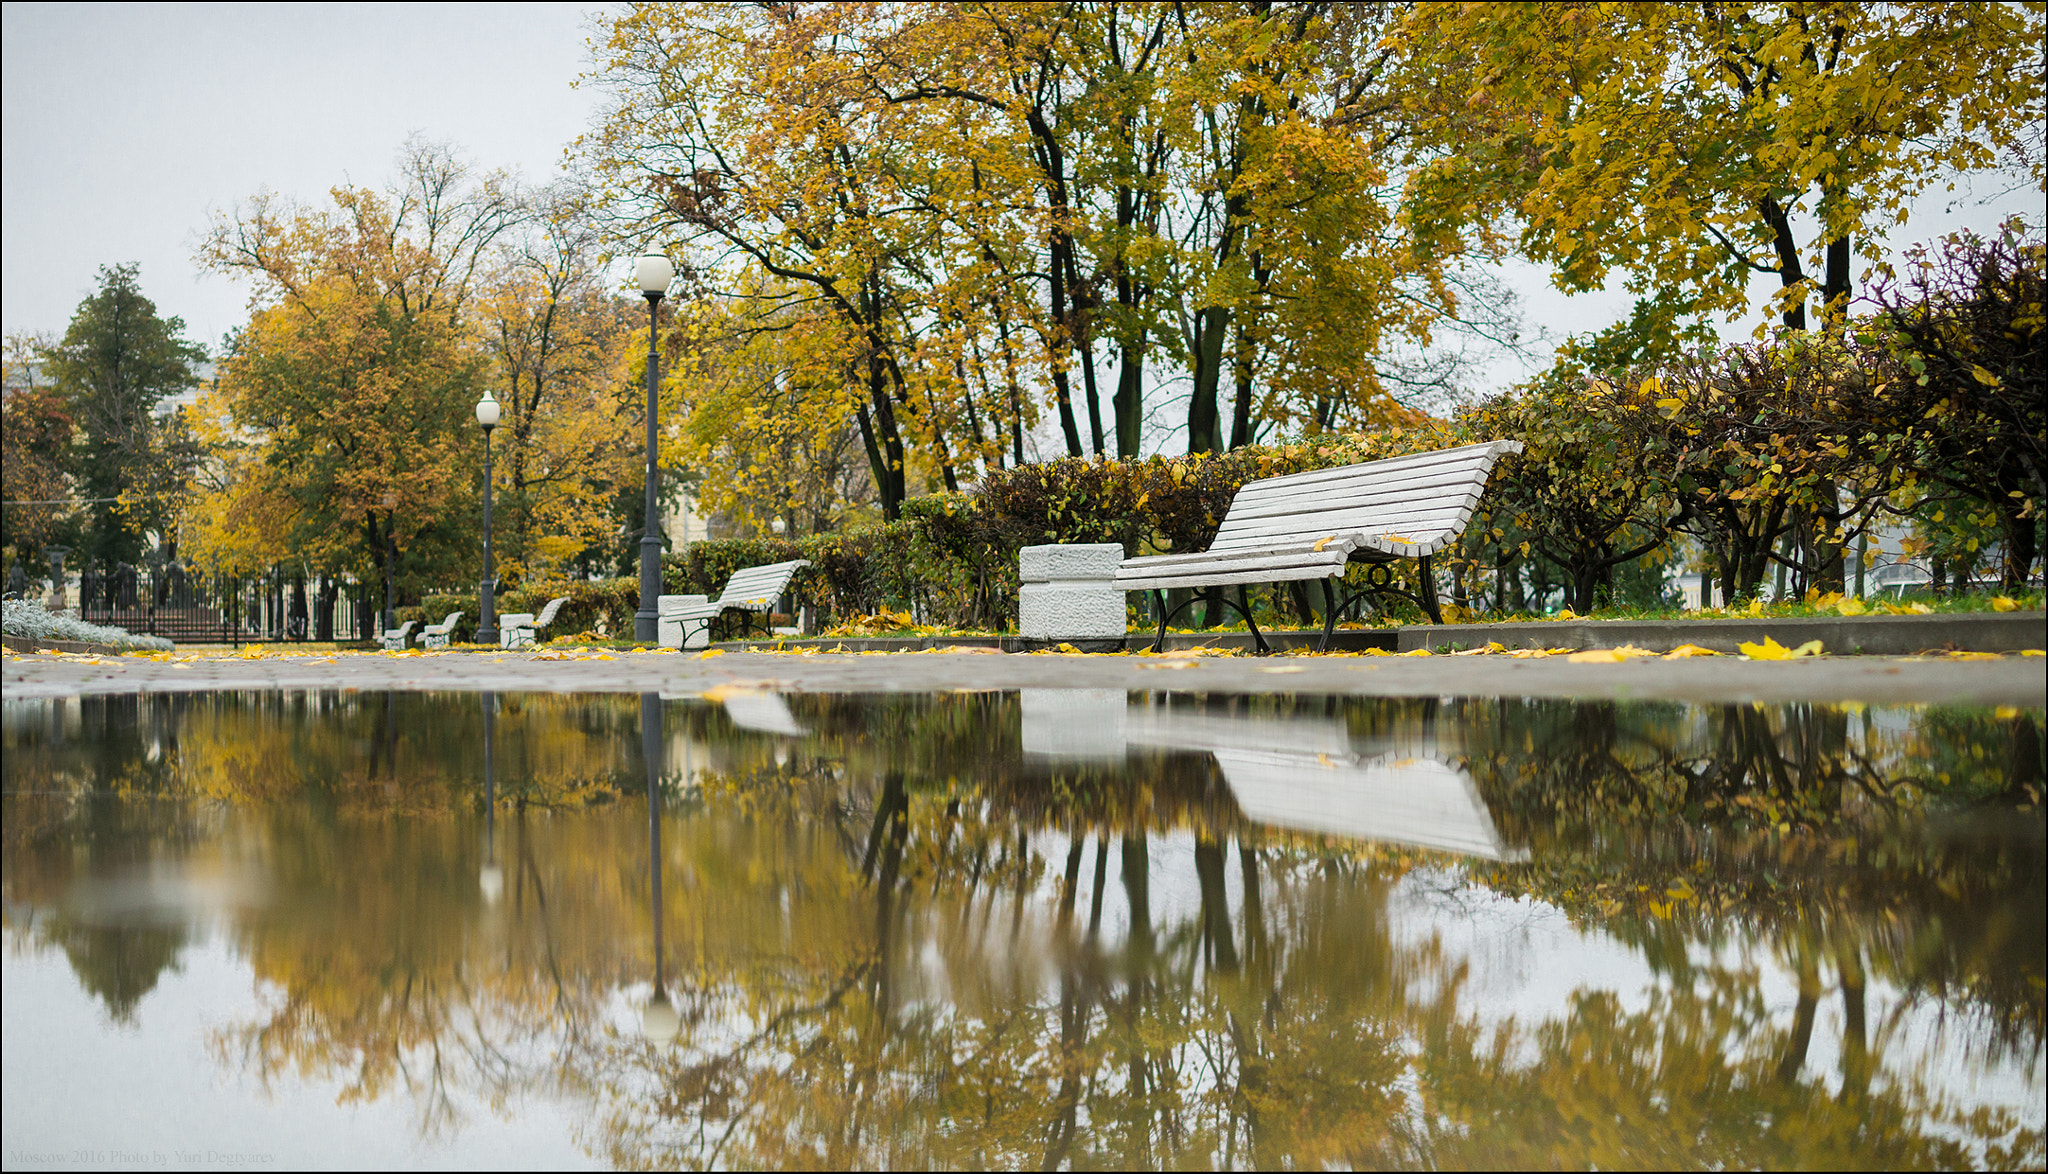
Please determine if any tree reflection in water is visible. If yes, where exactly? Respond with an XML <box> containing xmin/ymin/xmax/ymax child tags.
<box><xmin>0</xmin><ymin>690</ymin><xmax>2041</xmax><ymax>1168</ymax></box>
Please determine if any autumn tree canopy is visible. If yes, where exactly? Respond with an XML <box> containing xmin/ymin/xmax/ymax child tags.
<box><xmin>581</xmin><ymin>1</ymin><xmax>1498</xmax><ymax>525</ymax></box>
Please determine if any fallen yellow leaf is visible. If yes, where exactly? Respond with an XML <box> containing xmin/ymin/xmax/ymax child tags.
<box><xmin>1311</xmin><ymin>534</ymin><xmax>1339</xmax><ymax>552</ymax></box>
<box><xmin>1567</xmin><ymin>646</ymin><xmax>1656</xmax><ymax>663</ymax></box>
<box><xmin>1663</xmin><ymin>643</ymin><xmax>1722</xmax><ymax>658</ymax></box>
<box><xmin>1946</xmin><ymin>650</ymin><xmax>2004</xmax><ymax>661</ymax></box>
<box><xmin>697</xmin><ymin>649</ymin><xmax>726</xmax><ymax>659</ymax></box>
<box><xmin>1990</xmin><ymin>596</ymin><xmax>2019</xmax><ymax>612</ymax></box>
<box><xmin>1747</xmin><ymin>597</ymin><xmax>1765</xmax><ymax>617</ymax></box>
<box><xmin>1738</xmin><ymin>636</ymin><xmax>1823</xmax><ymax>660</ymax></box>
<box><xmin>1834</xmin><ymin>596</ymin><xmax>1868</xmax><ymax>616</ymax></box>
<box><xmin>2022</xmin><ymin>649</ymin><xmax>2045</xmax><ymax>657</ymax></box>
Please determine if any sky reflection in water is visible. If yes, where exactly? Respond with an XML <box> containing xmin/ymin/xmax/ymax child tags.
<box><xmin>2</xmin><ymin>689</ymin><xmax>2042</xmax><ymax>1170</ymax></box>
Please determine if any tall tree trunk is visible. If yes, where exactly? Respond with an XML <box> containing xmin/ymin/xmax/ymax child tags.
<box><xmin>1229</xmin><ymin>324</ymin><xmax>1255</xmax><ymax>450</ymax></box>
<box><xmin>1759</xmin><ymin>195</ymin><xmax>1809</xmax><ymax>331</ymax></box>
<box><xmin>1079</xmin><ymin>338</ymin><xmax>1106</xmax><ymax>456</ymax></box>
<box><xmin>1187</xmin><ymin>306</ymin><xmax>1227</xmax><ymax>454</ymax></box>
<box><xmin>1115</xmin><ymin>343</ymin><xmax>1144</xmax><ymax>458</ymax></box>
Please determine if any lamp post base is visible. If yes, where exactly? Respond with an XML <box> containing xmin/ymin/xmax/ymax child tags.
<box><xmin>478</xmin><ymin>577</ymin><xmax>498</xmax><ymax>648</ymax></box>
<box><xmin>635</xmin><ymin>533</ymin><xmax>663</xmax><ymax>644</ymax></box>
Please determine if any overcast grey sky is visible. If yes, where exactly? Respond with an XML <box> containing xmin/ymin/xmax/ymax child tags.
<box><xmin>3</xmin><ymin>2</ymin><xmax>600</xmax><ymax>353</ymax></box>
<box><xmin>4</xmin><ymin>3</ymin><xmax>2036</xmax><ymax>394</ymax></box>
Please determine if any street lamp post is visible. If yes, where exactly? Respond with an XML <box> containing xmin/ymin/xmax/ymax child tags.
<box><xmin>476</xmin><ymin>389</ymin><xmax>501</xmax><ymax>646</ymax></box>
<box><xmin>633</xmin><ymin>252</ymin><xmax>676</xmax><ymax>644</ymax></box>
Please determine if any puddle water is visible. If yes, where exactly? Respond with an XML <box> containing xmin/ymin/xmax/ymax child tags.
<box><xmin>3</xmin><ymin>690</ymin><xmax>2042</xmax><ymax>1170</ymax></box>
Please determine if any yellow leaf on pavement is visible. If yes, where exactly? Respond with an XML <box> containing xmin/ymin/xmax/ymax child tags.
<box><xmin>1663</xmin><ymin>644</ymin><xmax>1722</xmax><ymax>658</ymax></box>
<box><xmin>1738</xmin><ymin>636</ymin><xmax>1823</xmax><ymax>660</ymax></box>
<box><xmin>1567</xmin><ymin>646</ymin><xmax>1655</xmax><ymax>663</ymax></box>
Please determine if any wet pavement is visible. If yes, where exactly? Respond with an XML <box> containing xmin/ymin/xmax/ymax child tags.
<box><xmin>6</xmin><ymin>688</ymin><xmax>2045</xmax><ymax>1169</ymax></box>
<box><xmin>5</xmin><ymin>645</ymin><xmax>2043</xmax><ymax>706</ymax></box>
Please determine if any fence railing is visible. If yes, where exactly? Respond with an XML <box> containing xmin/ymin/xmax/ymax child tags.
<box><xmin>63</xmin><ymin>566</ymin><xmax>371</xmax><ymax>645</ymax></box>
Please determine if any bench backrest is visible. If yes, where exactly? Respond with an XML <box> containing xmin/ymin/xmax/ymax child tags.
<box><xmin>429</xmin><ymin>611</ymin><xmax>462</xmax><ymax>631</ymax></box>
<box><xmin>715</xmin><ymin>559</ymin><xmax>811</xmax><ymax>612</ymax></box>
<box><xmin>1207</xmin><ymin>440</ymin><xmax>1523</xmax><ymax>557</ymax></box>
<box><xmin>533</xmin><ymin>597</ymin><xmax>568</xmax><ymax>628</ymax></box>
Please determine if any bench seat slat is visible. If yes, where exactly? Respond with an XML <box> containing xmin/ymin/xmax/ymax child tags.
<box><xmin>1210</xmin><ymin>504</ymin><xmax>1477</xmax><ymax>546</ymax></box>
<box><xmin>1118</xmin><ymin>563</ymin><xmax>1356</xmax><ymax>590</ymax></box>
<box><xmin>1220</xmin><ymin>471</ymin><xmax>1487</xmax><ymax>519</ymax></box>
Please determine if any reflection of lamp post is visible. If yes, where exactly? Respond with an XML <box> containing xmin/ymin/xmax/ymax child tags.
<box><xmin>479</xmin><ymin>691</ymin><xmax>503</xmax><ymax>903</ymax></box>
<box><xmin>45</xmin><ymin>546</ymin><xmax>68</xmax><ymax>610</ymax></box>
<box><xmin>639</xmin><ymin>691</ymin><xmax>679</xmax><ymax>1044</ymax></box>
<box><xmin>633</xmin><ymin>253</ymin><xmax>675</xmax><ymax>644</ymax></box>
<box><xmin>475</xmin><ymin>389</ymin><xmax>501</xmax><ymax>646</ymax></box>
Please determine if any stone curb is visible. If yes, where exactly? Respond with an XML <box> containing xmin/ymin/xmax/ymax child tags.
<box><xmin>709</xmin><ymin>610</ymin><xmax>2045</xmax><ymax>656</ymax></box>
<box><xmin>1395</xmin><ymin>610</ymin><xmax>2046</xmax><ymax>655</ymax></box>
<box><xmin>1</xmin><ymin>634</ymin><xmax>140</xmax><ymax>656</ymax></box>
<box><xmin>711</xmin><ymin>630</ymin><xmax>1401</xmax><ymax>654</ymax></box>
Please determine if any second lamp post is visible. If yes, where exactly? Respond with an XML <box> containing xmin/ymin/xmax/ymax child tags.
<box><xmin>476</xmin><ymin>388</ymin><xmax>500</xmax><ymax>646</ymax></box>
<box><xmin>633</xmin><ymin>252</ymin><xmax>675</xmax><ymax>644</ymax></box>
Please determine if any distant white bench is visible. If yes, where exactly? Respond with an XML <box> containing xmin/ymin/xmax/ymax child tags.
<box><xmin>667</xmin><ymin>559</ymin><xmax>810</xmax><ymax>642</ymax></box>
<box><xmin>1113</xmin><ymin>440</ymin><xmax>1523</xmax><ymax>651</ymax></box>
<box><xmin>375</xmin><ymin>620</ymin><xmax>416</xmax><ymax>651</ymax></box>
<box><xmin>499</xmin><ymin>597</ymin><xmax>568</xmax><ymax>649</ymax></box>
<box><xmin>419</xmin><ymin>611</ymin><xmax>463</xmax><ymax>649</ymax></box>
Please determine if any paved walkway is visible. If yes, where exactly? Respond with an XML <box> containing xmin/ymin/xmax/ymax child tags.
<box><xmin>4</xmin><ymin>645</ymin><xmax>2041</xmax><ymax>707</ymax></box>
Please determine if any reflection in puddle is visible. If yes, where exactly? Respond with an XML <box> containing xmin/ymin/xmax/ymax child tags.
<box><xmin>3</xmin><ymin>690</ymin><xmax>2043</xmax><ymax>1169</ymax></box>
<box><xmin>1023</xmin><ymin>688</ymin><xmax>1521</xmax><ymax>859</ymax></box>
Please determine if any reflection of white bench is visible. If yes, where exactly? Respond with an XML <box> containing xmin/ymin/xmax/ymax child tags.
<box><xmin>419</xmin><ymin>611</ymin><xmax>463</xmax><ymax>649</ymax></box>
<box><xmin>1210</xmin><ymin>747</ymin><xmax>1519</xmax><ymax>860</ymax></box>
<box><xmin>1113</xmin><ymin>440</ymin><xmax>1524</xmax><ymax>650</ymax></box>
<box><xmin>375</xmin><ymin>620</ymin><xmax>416</xmax><ymax>651</ymax></box>
<box><xmin>719</xmin><ymin>691</ymin><xmax>807</xmax><ymax>736</ymax></box>
<box><xmin>1020</xmin><ymin>690</ymin><xmax>1521</xmax><ymax>860</ymax></box>
<box><xmin>668</xmin><ymin>560</ymin><xmax>810</xmax><ymax>642</ymax></box>
<box><xmin>499</xmin><ymin>597</ymin><xmax>567</xmax><ymax>649</ymax></box>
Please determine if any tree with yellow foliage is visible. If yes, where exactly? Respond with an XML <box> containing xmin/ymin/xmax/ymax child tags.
<box><xmin>194</xmin><ymin>140</ymin><xmax>517</xmax><ymax>625</ymax></box>
<box><xmin>1396</xmin><ymin>1</ymin><xmax>2045</xmax><ymax>336</ymax></box>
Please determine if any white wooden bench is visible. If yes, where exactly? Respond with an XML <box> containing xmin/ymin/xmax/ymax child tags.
<box><xmin>374</xmin><ymin>620</ymin><xmax>416</xmax><ymax>651</ymax></box>
<box><xmin>419</xmin><ymin>610</ymin><xmax>463</xmax><ymax>649</ymax></box>
<box><xmin>499</xmin><ymin>597</ymin><xmax>568</xmax><ymax>649</ymax></box>
<box><xmin>667</xmin><ymin>559</ymin><xmax>810</xmax><ymax>642</ymax></box>
<box><xmin>1113</xmin><ymin>440</ymin><xmax>1524</xmax><ymax>651</ymax></box>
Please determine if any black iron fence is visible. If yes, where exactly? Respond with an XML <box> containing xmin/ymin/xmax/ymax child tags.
<box><xmin>63</xmin><ymin>564</ymin><xmax>370</xmax><ymax>645</ymax></box>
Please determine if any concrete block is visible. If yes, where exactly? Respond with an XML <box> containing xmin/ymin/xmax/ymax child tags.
<box><xmin>1020</xmin><ymin>542</ymin><xmax>1125</xmax><ymax>583</ymax></box>
<box><xmin>1020</xmin><ymin>688</ymin><xmax>1128</xmax><ymax>759</ymax></box>
<box><xmin>1020</xmin><ymin>581</ymin><xmax>1127</xmax><ymax>640</ymax></box>
<box><xmin>657</xmin><ymin>594</ymin><xmax>711</xmax><ymax>650</ymax></box>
